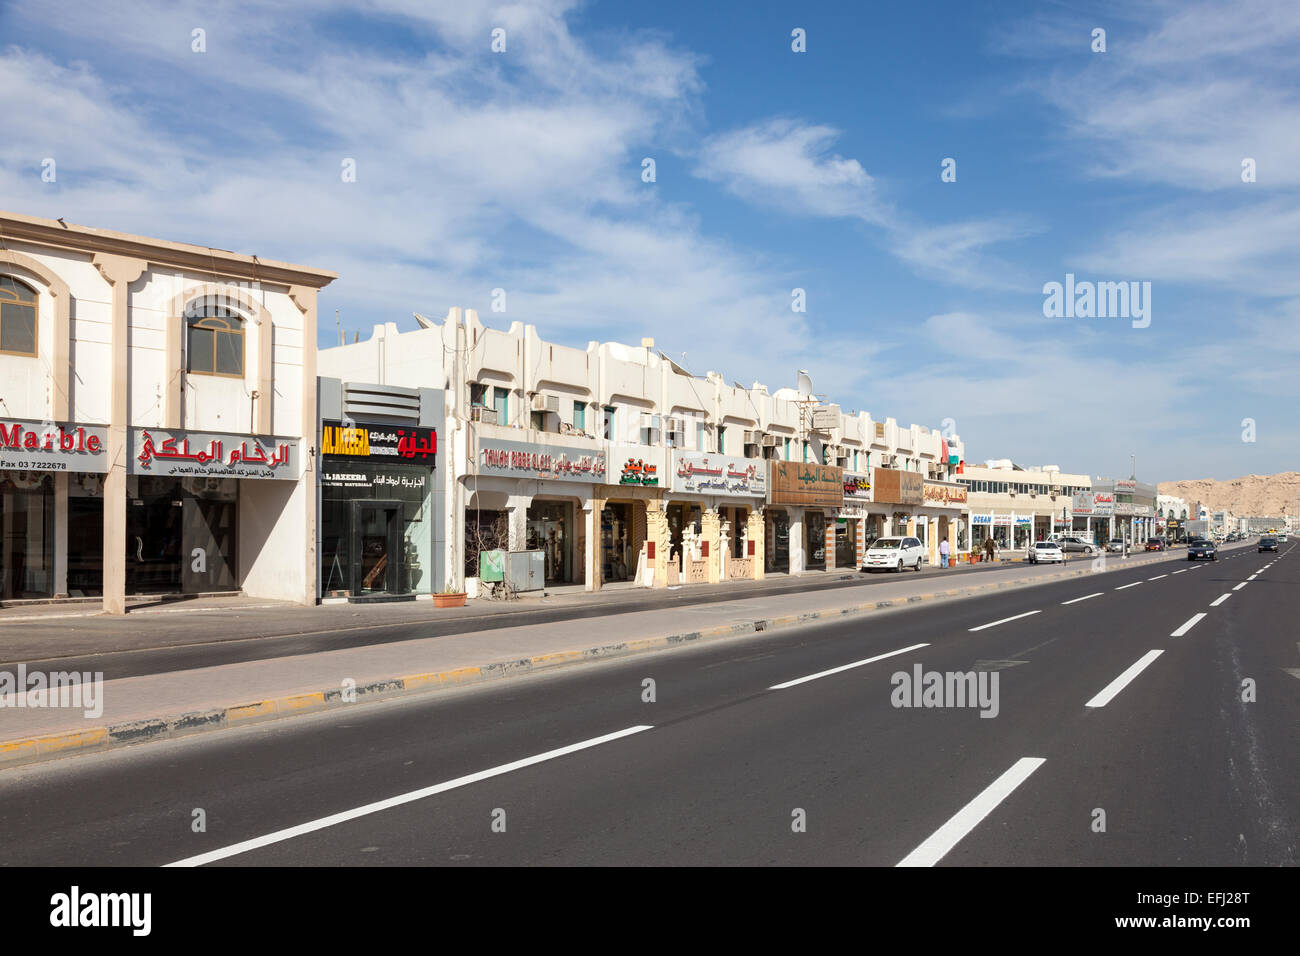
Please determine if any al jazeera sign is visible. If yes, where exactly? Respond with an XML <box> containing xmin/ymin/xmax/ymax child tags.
<box><xmin>321</xmin><ymin>420</ymin><xmax>437</xmax><ymax>464</ymax></box>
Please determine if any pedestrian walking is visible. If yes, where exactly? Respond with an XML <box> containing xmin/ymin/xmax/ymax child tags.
<box><xmin>983</xmin><ymin>537</ymin><xmax>995</xmax><ymax>563</ymax></box>
<box><xmin>939</xmin><ymin>537</ymin><xmax>950</xmax><ymax>568</ymax></box>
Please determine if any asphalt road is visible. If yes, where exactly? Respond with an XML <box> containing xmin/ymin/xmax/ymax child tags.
<box><xmin>0</xmin><ymin>540</ymin><xmax>1293</xmax><ymax>866</ymax></box>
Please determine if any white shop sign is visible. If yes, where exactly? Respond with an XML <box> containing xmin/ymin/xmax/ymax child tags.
<box><xmin>671</xmin><ymin>451</ymin><xmax>766</xmax><ymax>496</ymax></box>
<box><xmin>0</xmin><ymin>418</ymin><xmax>108</xmax><ymax>473</ymax></box>
<box><xmin>130</xmin><ymin>428</ymin><xmax>300</xmax><ymax>479</ymax></box>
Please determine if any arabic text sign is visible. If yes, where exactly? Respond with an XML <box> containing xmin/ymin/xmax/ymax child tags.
<box><xmin>872</xmin><ymin>467</ymin><xmax>923</xmax><ymax>505</ymax></box>
<box><xmin>478</xmin><ymin>438</ymin><xmax>607</xmax><ymax>483</ymax></box>
<box><xmin>0</xmin><ymin>419</ymin><xmax>108</xmax><ymax>473</ymax></box>
<box><xmin>843</xmin><ymin>472</ymin><xmax>872</xmax><ymax>500</ymax></box>
<box><xmin>672</xmin><ymin>452</ymin><xmax>766</xmax><ymax>497</ymax></box>
<box><xmin>130</xmin><ymin>429</ymin><xmax>300</xmax><ymax>479</ymax></box>
<box><xmin>922</xmin><ymin>481</ymin><xmax>967</xmax><ymax>507</ymax></box>
<box><xmin>768</xmin><ymin>461</ymin><xmax>843</xmax><ymax>507</ymax></box>
<box><xmin>1072</xmin><ymin>492</ymin><xmax>1093</xmax><ymax>516</ymax></box>
<box><xmin>321</xmin><ymin>420</ymin><xmax>436</xmax><ymax>464</ymax></box>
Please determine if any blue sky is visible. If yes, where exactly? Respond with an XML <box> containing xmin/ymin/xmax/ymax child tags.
<box><xmin>3</xmin><ymin>0</ymin><xmax>1298</xmax><ymax>482</ymax></box>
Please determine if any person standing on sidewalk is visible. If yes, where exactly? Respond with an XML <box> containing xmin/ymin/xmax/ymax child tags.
<box><xmin>939</xmin><ymin>537</ymin><xmax>950</xmax><ymax>568</ymax></box>
<box><xmin>983</xmin><ymin>537</ymin><xmax>995</xmax><ymax>563</ymax></box>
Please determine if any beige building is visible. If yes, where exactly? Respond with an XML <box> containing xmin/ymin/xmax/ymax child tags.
<box><xmin>319</xmin><ymin>308</ymin><xmax>967</xmax><ymax>591</ymax></box>
<box><xmin>955</xmin><ymin>461</ymin><xmax>1091</xmax><ymax>555</ymax></box>
<box><xmin>0</xmin><ymin>211</ymin><xmax>334</xmax><ymax>611</ymax></box>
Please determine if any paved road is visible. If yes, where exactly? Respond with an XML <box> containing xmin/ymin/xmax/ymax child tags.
<box><xmin>0</xmin><ymin>541</ymin><xmax>1292</xmax><ymax>866</ymax></box>
<box><xmin>0</xmin><ymin>542</ymin><xmax>1231</xmax><ymax>682</ymax></box>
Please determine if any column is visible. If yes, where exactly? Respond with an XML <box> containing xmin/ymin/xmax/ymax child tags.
<box><xmin>506</xmin><ymin>494</ymin><xmax>530</xmax><ymax>551</ymax></box>
<box><xmin>645</xmin><ymin>503</ymin><xmax>669</xmax><ymax>587</ymax></box>
<box><xmin>290</xmin><ymin>285</ymin><xmax>321</xmax><ymax>604</ymax></box>
<box><xmin>585</xmin><ymin>495</ymin><xmax>604</xmax><ymax>592</ymax></box>
<box><xmin>747</xmin><ymin>509</ymin><xmax>765</xmax><ymax>581</ymax></box>
<box><xmin>92</xmin><ymin>253</ymin><xmax>146</xmax><ymax>615</ymax></box>
<box><xmin>701</xmin><ymin>507</ymin><xmax>721</xmax><ymax>583</ymax></box>
<box><xmin>789</xmin><ymin>512</ymin><xmax>805</xmax><ymax>573</ymax></box>
<box><xmin>824</xmin><ymin>515</ymin><xmax>836</xmax><ymax>570</ymax></box>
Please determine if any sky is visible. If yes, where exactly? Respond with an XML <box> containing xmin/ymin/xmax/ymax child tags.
<box><xmin>2</xmin><ymin>0</ymin><xmax>1297</xmax><ymax>483</ymax></box>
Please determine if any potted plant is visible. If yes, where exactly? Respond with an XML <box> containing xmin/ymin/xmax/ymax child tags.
<box><xmin>433</xmin><ymin>584</ymin><xmax>467</xmax><ymax>608</ymax></box>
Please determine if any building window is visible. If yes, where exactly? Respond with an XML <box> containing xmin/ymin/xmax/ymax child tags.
<box><xmin>602</xmin><ymin>405</ymin><xmax>616</xmax><ymax>440</ymax></box>
<box><xmin>186</xmin><ymin>302</ymin><xmax>244</xmax><ymax>377</ymax></box>
<box><xmin>718</xmin><ymin>426</ymin><xmax>726</xmax><ymax>455</ymax></box>
<box><xmin>696</xmin><ymin>422</ymin><xmax>706</xmax><ymax>452</ymax></box>
<box><xmin>573</xmin><ymin>401</ymin><xmax>586</xmax><ymax>432</ymax></box>
<box><xmin>470</xmin><ymin>383</ymin><xmax>489</xmax><ymax>408</ymax></box>
<box><xmin>493</xmin><ymin>387</ymin><xmax>509</xmax><ymax>426</ymax></box>
<box><xmin>0</xmin><ymin>275</ymin><xmax>38</xmax><ymax>356</ymax></box>
<box><xmin>783</xmin><ymin>437</ymin><xmax>791</xmax><ymax>460</ymax></box>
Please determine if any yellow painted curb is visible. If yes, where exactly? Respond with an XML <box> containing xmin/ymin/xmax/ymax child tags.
<box><xmin>227</xmin><ymin>700</ymin><xmax>276</xmax><ymax>723</ymax></box>
<box><xmin>276</xmin><ymin>692</ymin><xmax>326</xmax><ymax>713</ymax></box>
<box><xmin>39</xmin><ymin>727</ymin><xmax>107</xmax><ymax>754</ymax></box>
<box><xmin>0</xmin><ymin>738</ymin><xmax>39</xmax><ymax>762</ymax></box>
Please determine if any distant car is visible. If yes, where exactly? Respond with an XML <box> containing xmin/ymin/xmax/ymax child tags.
<box><xmin>1144</xmin><ymin>537</ymin><xmax>1166</xmax><ymax>552</ymax></box>
<box><xmin>1187</xmin><ymin>539</ymin><xmax>1217</xmax><ymax>561</ymax></box>
<box><xmin>1027</xmin><ymin>541</ymin><xmax>1065</xmax><ymax>564</ymax></box>
<box><xmin>863</xmin><ymin>536</ymin><xmax>925</xmax><ymax>572</ymax></box>
<box><xmin>1057</xmin><ymin>536</ymin><xmax>1097</xmax><ymax>554</ymax></box>
<box><xmin>1259</xmin><ymin>537</ymin><xmax>1279</xmax><ymax>552</ymax></box>
<box><xmin>1279</xmin><ymin>534</ymin><xmax>1289</xmax><ymax>543</ymax></box>
<box><xmin>1106</xmin><ymin>538</ymin><xmax>1125</xmax><ymax>553</ymax></box>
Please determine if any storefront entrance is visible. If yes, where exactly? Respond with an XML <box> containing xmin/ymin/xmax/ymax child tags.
<box><xmin>765</xmin><ymin>508</ymin><xmax>790</xmax><ymax>573</ymax></box>
<box><xmin>320</xmin><ymin>463</ymin><xmax>434</xmax><ymax>598</ymax></box>
<box><xmin>1</xmin><ymin>471</ymin><xmax>53</xmax><ymax>600</ymax></box>
<box><xmin>805</xmin><ymin>511</ymin><xmax>826</xmax><ymax>569</ymax></box>
<box><xmin>126</xmin><ymin>476</ymin><xmax>238</xmax><ymax>595</ymax></box>
<box><xmin>527</xmin><ymin>500</ymin><xmax>573</xmax><ymax>584</ymax></box>
<box><xmin>354</xmin><ymin>500</ymin><xmax>403</xmax><ymax>595</ymax></box>
<box><xmin>601</xmin><ymin>502</ymin><xmax>636</xmax><ymax>582</ymax></box>
<box><xmin>835</xmin><ymin>518</ymin><xmax>856</xmax><ymax>568</ymax></box>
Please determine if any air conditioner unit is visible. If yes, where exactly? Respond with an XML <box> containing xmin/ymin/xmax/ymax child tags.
<box><xmin>531</xmin><ymin>394</ymin><xmax>547</xmax><ymax>412</ymax></box>
<box><xmin>744</xmin><ymin>430</ymin><xmax>762</xmax><ymax>444</ymax></box>
<box><xmin>761</xmin><ymin>434</ymin><xmax>780</xmax><ymax>447</ymax></box>
<box><xmin>470</xmin><ymin>406</ymin><xmax>492</xmax><ymax>423</ymax></box>
<box><xmin>664</xmin><ymin>416</ymin><xmax>684</xmax><ymax>433</ymax></box>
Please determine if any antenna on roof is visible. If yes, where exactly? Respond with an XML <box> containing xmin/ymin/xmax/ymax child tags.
<box><xmin>335</xmin><ymin>309</ymin><xmax>343</xmax><ymax>347</ymax></box>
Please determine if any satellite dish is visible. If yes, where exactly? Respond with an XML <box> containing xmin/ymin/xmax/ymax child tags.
<box><xmin>413</xmin><ymin>312</ymin><xmax>434</xmax><ymax>329</ymax></box>
<box><xmin>796</xmin><ymin>369</ymin><xmax>814</xmax><ymax>397</ymax></box>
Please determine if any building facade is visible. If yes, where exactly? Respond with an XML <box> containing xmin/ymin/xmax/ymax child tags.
<box><xmin>0</xmin><ymin>211</ymin><xmax>334</xmax><ymax>611</ymax></box>
<box><xmin>956</xmin><ymin>462</ymin><xmax>1091</xmax><ymax>552</ymax></box>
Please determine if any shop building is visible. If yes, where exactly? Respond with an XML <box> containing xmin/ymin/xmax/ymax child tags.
<box><xmin>317</xmin><ymin>379</ymin><xmax>444</xmax><ymax>600</ymax></box>
<box><xmin>956</xmin><ymin>462</ymin><xmax>1090</xmax><ymax>552</ymax></box>
<box><xmin>0</xmin><ymin>210</ymin><xmax>333</xmax><ymax>611</ymax></box>
<box><xmin>317</xmin><ymin>307</ymin><xmax>968</xmax><ymax>594</ymax></box>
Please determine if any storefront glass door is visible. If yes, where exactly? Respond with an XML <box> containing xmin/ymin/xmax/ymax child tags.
<box><xmin>0</xmin><ymin>473</ymin><xmax>53</xmax><ymax>599</ymax></box>
<box><xmin>181</xmin><ymin>497</ymin><xmax>237</xmax><ymax>592</ymax></box>
<box><xmin>835</xmin><ymin>518</ymin><xmax>856</xmax><ymax>568</ymax></box>
<box><xmin>353</xmin><ymin>500</ymin><xmax>403</xmax><ymax>595</ymax></box>
<box><xmin>766</xmin><ymin>509</ymin><xmax>790</xmax><ymax>573</ymax></box>
<box><xmin>527</xmin><ymin>501</ymin><xmax>571</xmax><ymax>584</ymax></box>
<box><xmin>805</xmin><ymin>511</ymin><xmax>826</xmax><ymax>569</ymax></box>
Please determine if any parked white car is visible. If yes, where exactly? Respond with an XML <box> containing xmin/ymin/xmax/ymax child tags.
<box><xmin>1027</xmin><ymin>541</ymin><xmax>1065</xmax><ymax>564</ymax></box>
<box><xmin>863</xmin><ymin>536</ymin><xmax>925</xmax><ymax>572</ymax></box>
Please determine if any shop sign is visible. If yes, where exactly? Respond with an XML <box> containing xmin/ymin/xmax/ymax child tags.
<box><xmin>131</xmin><ymin>428</ymin><xmax>299</xmax><ymax>479</ymax></box>
<box><xmin>1071</xmin><ymin>492</ymin><xmax>1093</xmax><ymax>516</ymax></box>
<box><xmin>922</xmin><ymin>481</ymin><xmax>967</xmax><ymax>506</ymax></box>
<box><xmin>1091</xmin><ymin>493</ymin><xmax>1115</xmax><ymax>516</ymax></box>
<box><xmin>839</xmin><ymin>502</ymin><xmax>867</xmax><ymax>518</ymax></box>
<box><xmin>673</xmin><ymin>452</ymin><xmax>766</xmax><ymax>496</ymax></box>
<box><xmin>1114</xmin><ymin>502</ymin><xmax>1135</xmax><ymax>516</ymax></box>
<box><xmin>872</xmin><ymin>467</ymin><xmax>923</xmax><ymax>505</ymax></box>
<box><xmin>972</xmin><ymin>514</ymin><xmax>992</xmax><ymax>525</ymax></box>
<box><xmin>0</xmin><ymin>418</ymin><xmax>108</xmax><ymax>473</ymax></box>
<box><xmin>993</xmin><ymin>514</ymin><xmax>1014</xmax><ymax>526</ymax></box>
<box><xmin>478</xmin><ymin>438</ymin><xmax>606</xmax><ymax>483</ymax></box>
<box><xmin>843</xmin><ymin>472</ymin><xmax>872</xmax><ymax>500</ymax></box>
<box><xmin>321</xmin><ymin>420</ymin><xmax>436</xmax><ymax>464</ymax></box>
<box><xmin>768</xmin><ymin>461</ymin><xmax>843</xmax><ymax>508</ymax></box>
<box><xmin>1115</xmin><ymin>479</ymin><xmax>1137</xmax><ymax>493</ymax></box>
<box><xmin>1014</xmin><ymin>516</ymin><xmax>1032</xmax><ymax>526</ymax></box>
<box><xmin>619</xmin><ymin>457</ymin><xmax>659</xmax><ymax>486</ymax></box>
<box><xmin>321</xmin><ymin>469</ymin><xmax>427</xmax><ymax>490</ymax></box>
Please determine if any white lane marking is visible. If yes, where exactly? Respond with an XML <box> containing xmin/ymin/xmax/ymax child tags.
<box><xmin>896</xmin><ymin>757</ymin><xmax>1046</xmax><ymax>868</ymax></box>
<box><xmin>1172</xmin><ymin>569</ymin><xmax>1188</xmax><ymax>574</ymax></box>
<box><xmin>1148</xmin><ymin>574</ymin><xmax>1167</xmax><ymax>581</ymax></box>
<box><xmin>1170</xmin><ymin>613</ymin><xmax>1207</xmax><ymax>638</ymax></box>
<box><xmin>1233</xmin><ymin>582</ymin><xmax>1248</xmax><ymax>591</ymax></box>
<box><xmin>967</xmin><ymin>610</ymin><xmax>1040</xmax><ymax>632</ymax></box>
<box><xmin>1210</xmin><ymin>594</ymin><xmax>1231</xmax><ymax>607</ymax></box>
<box><xmin>1114</xmin><ymin>582</ymin><xmax>1142</xmax><ymax>590</ymax></box>
<box><xmin>1248</xmin><ymin>574</ymin><xmax>1257</xmax><ymax>581</ymax></box>
<box><xmin>1061</xmin><ymin>592</ymin><xmax>1104</xmax><ymax>606</ymax></box>
<box><xmin>165</xmin><ymin>724</ymin><xmax>655</xmax><ymax>867</ymax></box>
<box><xmin>1086</xmin><ymin>650</ymin><xmax>1164</xmax><ymax>708</ymax></box>
<box><xmin>769</xmin><ymin>642</ymin><xmax>929</xmax><ymax>690</ymax></box>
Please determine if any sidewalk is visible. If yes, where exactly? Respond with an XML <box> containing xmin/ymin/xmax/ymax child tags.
<box><xmin>0</xmin><ymin>545</ymin><xmax>1202</xmax><ymax>769</ymax></box>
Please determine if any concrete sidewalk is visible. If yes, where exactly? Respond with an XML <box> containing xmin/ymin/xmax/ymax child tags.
<box><xmin>0</xmin><ymin>546</ymin><xmax>1202</xmax><ymax>769</ymax></box>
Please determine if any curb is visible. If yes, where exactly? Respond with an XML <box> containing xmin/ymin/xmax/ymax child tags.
<box><xmin>0</xmin><ymin>549</ymin><xmax>1187</xmax><ymax>770</ymax></box>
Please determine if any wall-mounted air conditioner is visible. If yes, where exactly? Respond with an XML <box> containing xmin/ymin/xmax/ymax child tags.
<box><xmin>470</xmin><ymin>406</ymin><xmax>492</xmax><ymax>423</ymax></box>
<box><xmin>761</xmin><ymin>434</ymin><xmax>780</xmax><ymax>447</ymax></box>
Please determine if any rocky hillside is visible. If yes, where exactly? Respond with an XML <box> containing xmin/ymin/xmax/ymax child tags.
<box><xmin>1158</xmin><ymin>472</ymin><xmax>1300</xmax><ymax>517</ymax></box>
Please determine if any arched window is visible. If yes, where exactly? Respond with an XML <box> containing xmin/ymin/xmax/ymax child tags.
<box><xmin>186</xmin><ymin>299</ymin><xmax>245</xmax><ymax>377</ymax></box>
<box><xmin>0</xmin><ymin>275</ymin><xmax>38</xmax><ymax>356</ymax></box>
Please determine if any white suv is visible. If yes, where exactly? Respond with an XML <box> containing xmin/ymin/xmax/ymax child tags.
<box><xmin>863</xmin><ymin>536</ymin><xmax>925</xmax><ymax>572</ymax></box>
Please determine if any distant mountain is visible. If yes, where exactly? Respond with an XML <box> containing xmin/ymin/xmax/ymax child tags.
<box><xmin>1158</xmin><ymin>472</ymin><xmax>1300</xmax><ymax>517</ymax></box>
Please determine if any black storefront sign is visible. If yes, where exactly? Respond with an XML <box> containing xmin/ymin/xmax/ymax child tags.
<box><xmin>321</xmin><ymin>420</ymin><xmax>437</xmax><ymax>465</ymax></box>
